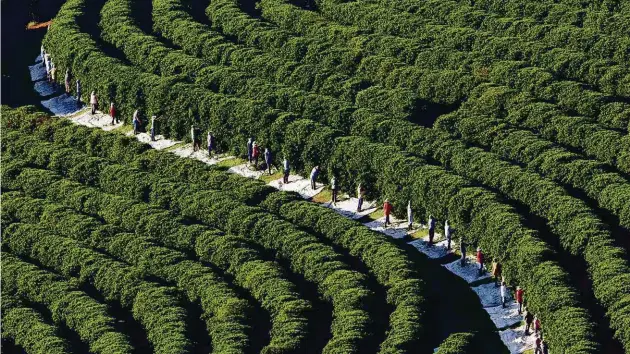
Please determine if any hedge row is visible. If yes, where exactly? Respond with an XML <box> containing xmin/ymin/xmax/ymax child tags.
<box><xmin>349</xmin><ymin>107</ymin><xmax>630</xmax><ymax>350</ymax></box>
<box><xmin>60</xmin><ymin>9</ymin><xmax>630</xmax><ymax>342</ymax></box>
<box><xmin>207</xmin><ymin>0</ymin><xmax>629</xmax><ymax>133</ymax></box>
<box><xmin>13</xmin><ymin>111</ymin><xmax>429</xmax><ymax>353</ymax></box>
<box><xmin>433</xmin><ymin>86</ymin><xmax>630</xmax><ymax>232</ymax></box>
<box><xmin>434</xmin><ymin>332</ymin><xmax>476</xmax><ymax>354</ymax></box>
<box><xmin>98</xmin><ymin>0</ymin><xmax>412</xmax><ymax>130</ymax></box>
<box><xmin>322</xmin><ymin>0</ymin><xmax>630</xmax><ymax>99</ymax></box>
<box><xmin>42</xmin><ymin>3</ymin><xmax>598</xmax><ymax>351</ymax></box>
<box><xmin>153</xmin><ymin>0</ymin><xmax>370</xmax><ymax>102</ymax></box>
<box><xmin>0</xmin><ymin>291</ymin><xmax>70</xmax><ymax>354</ymax></box>
<box><xmin>96</xmin><ymin>0</ymin><xmax>630</xmax><ymax>242</ymax></box>
<box><xmin>4</xmin><ymin>135</ymin><xmax>378</xmax><ymax>354</ymax></box>
<box><xmin>2</xmin><ymin>220</ymin><xmax>192</xmax><ymax>354</ymax></box>
<box><xmin>1</xmin><ymin>252</ymin><xmax>134</xmax><ymax>354</ymax></box>
<box><xmin>457</xmin><ymin>84</ymin><xmax>630</xmax><ymax>175</ymax></box>
<box><xmin>1</xmin><ymin>154</ymin><xmax>310</xmax><ymax>354</ymax></box>
<box><xmin>11</xmin><ymin>119</ymin><xmax>592</xmax><ymax>354</ymax></box>
<box><xmin>1</xmin><ymin>166</ymin><xmax>258</xmax><ymax>354</ymax></box>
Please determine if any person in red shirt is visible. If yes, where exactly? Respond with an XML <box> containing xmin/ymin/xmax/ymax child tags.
<box><xmin>252</xmin><ymin>142</ymin><xmax>260</xmax><ymax>170</ymax></box>
<box><xmin>383</xmin><ymin>200</ymin><xmax>392</xmax><ymax>227</ymax></box>
<box><xmin>109</xmin><ymin>102</ymin><xmax>118</xmax><ymax>125</ymax></box>
<box><xmin>516</xmin><ymin>286</ymin><xmax>524</xmax><ymax>314</ymax></box>
<box><xmin>476</xmin><ymin>247</ymin><xmax>485</xmax><ymax>276</ymax></box>
<box><xmin>534</xmin><ymin>316</ymin><xmax>541</xmax><ymax>336</ymax></box>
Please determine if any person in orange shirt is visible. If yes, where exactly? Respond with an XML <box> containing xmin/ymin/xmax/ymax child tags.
<box><xmin>383</xmin><ymin>200</ymin><xmax>392</xmax><ymax>227</ymax></box>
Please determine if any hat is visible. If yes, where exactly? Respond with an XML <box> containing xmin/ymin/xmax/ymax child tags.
<box><xmin>477</xmin><ymin>247</ymin><xmax>481</xmax><ymax>251</ymax></box>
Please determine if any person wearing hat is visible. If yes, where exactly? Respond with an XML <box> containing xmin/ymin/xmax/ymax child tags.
<box><xmin>516</xmin><ymin>286</ymin><xmax>524</xmax><ymax>314</ymax></box>
<box><xmin>428</xmin><ymin>215</ymin><xmax>436</xmax><ymax>245</ymax></box>
<box><xmin>383</xmin><ymin>199</ymin><xmax>392</xmax><ymax>226</ymax></box>
<box><xmin>476</xmin><ymin>247</ymin><xmax>485</xmax><ymax>276</ymax></box>
<box><xmin>534</xmin><ymin>315</ymin><xmax>541</xmax><ymax>336</ymax></box>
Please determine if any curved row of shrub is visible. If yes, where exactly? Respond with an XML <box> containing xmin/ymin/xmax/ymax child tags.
<box><xmin>2</xmin><ymin>220</ymin><xmax>192</xmax><ymax>354</ymax></box>
<box><xmin>317</xmin><ymin>0</ymin><xmax>630</xmax><ymax>100</ymax></box>
<box><xmin>90</xmin><ymin>6</ymin><xmax>630</xmax><ymax>345</ymax></box>
<box><xmin>434</xmin><ymin>333</ymin><xmax>477</xmax><ymax>354</ymax></box>
<box><xmin>0</xmin><ymin>187</ymin><xmax>259</xmax><ymax>354</ymax></box>
<box><xmin>0</xmin><ymin>291</ymin><xmax>70</xmax><ymax>354</ymax></box>
<box><xmin>144</xmin><ymin>0</ymin><xmax>630</xmax><ymax>228</ymax></box>
<box><xmin>21</xmin><ymin>119</ymin><xmax>596</xmax><ymax>354</ymax></box>
<box><xmin>43</xmin><ymin>3</ymin><xmax>599</xmax><ymax>352</ymax></box>
<box><xmin>1</xmin><ymin>252</ymin><xmax>134</xmax><ymax>354</ymax></box>
<box><xmin>1</xmin><ymin>143</ymin><xmax>312</xmax><ymax>354</ymax></box>
<box><xmin>245</xmin><ymin>0</ymin><xmax>630</xmax><ymax>131</ymax></box>
<box><xmin>458</xmin><ymin>84</ymin><xmax>630</xmax><ymax>175</ymax></box>
<box><xmin>3</xmin><ymin>141</ymin><xmax>375</xmax><ymax>354</ymax></box>
<box><xmin>14</xmin><ymin>113</ymin><xmax>429</xmax><ymax>353</ymax></box>
<box><xmin>99</xmin><ymin>0</ymin><xmax>408</xmax><ymax>128</ymax></box>
<box><xmin>434</xmin><ymin>85</ymin><xmax>630</xmax><ymax>232</ymax></box>
<box><xmin>204</xmin><ymin>0</ymin><xmax>630</xmax><ymax>158</ymax></box>
<box><xmin>153</xmin><ymin>0</ymin><xmax>370</xmax><ymax>102</ymax></box>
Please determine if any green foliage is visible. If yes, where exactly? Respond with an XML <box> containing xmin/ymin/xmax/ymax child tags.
<box><xmin>1</xmin><ymin>252</ymin><xmax>134</xmax><ymax>354</ymax></box>
<box><xmin>2</xmin><ymin>222</ymin><xmax>192</xmax><ymax>354</ymax></box>
<box><xmin>0</xmin><ymin>292</ymin><xmax>70</xmax><ymax>354</ymax></box>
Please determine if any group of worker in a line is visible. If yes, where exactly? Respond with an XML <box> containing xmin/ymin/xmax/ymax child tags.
<box><xmin>41</xmin><ymin>46</ymin><xmax>83</xmax><ymax>105</ymax></box>
<box><xmin>108</xmin><ymin>105</ymin><xmax>549</xmax><ymax>351</ymax></box>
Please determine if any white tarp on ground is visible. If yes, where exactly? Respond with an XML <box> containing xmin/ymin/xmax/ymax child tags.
<box><xmin>132</xmin><ymin>132</ymin><xmax>179</xmax><ymax>150</ymax></box>
<box><xmin>443</xmin><ymin>259</ymin><xmax>491</xmax><ymax>284</ymax></box>
<box><xmin>473</xmin><ymin>282</ymin><xmax>511</xmax><ymax>308</ymax></box>
<box><xmin>500</xmin><ymin>325</ymin><xmax>538</xmax><ymax>354</ymax></box>
<box><xmin>73</xmin><ymin>111</ymin><xmax>122</xmax><ymax>131</ymax></box>
<box><xmin>228</xmin><ymin>163</ymin><xmax>266</xmax><ymax>179</ymax></box>
<box><xmin>486</xmin><ymin>303</ymin><xmax>522</xmax><ymax>329</ymax></box>
<box><xmin>408</xmin><ymin>238</ymin><xmax>451</xmax><ymax>259</ymax></box>
<box><xmin>268</xmin><ymin>175</ymin><xmax>325</xmax><ymax>199</ymax></box>
<box><xmin>324</xmin><ymin>196</ymin><xmax>376</xmax><ymax>220</ymax></box>
<box><xmin>363</xmin><ymin>217</ymin><xmax>411</xmax><ymax>239</ymax></box>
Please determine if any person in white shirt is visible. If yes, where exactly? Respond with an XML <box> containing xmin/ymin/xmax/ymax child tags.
<box><xmin>90</xmin><ymin>91</ymin><xmax>98</xmax><ymax>115</ymax></box>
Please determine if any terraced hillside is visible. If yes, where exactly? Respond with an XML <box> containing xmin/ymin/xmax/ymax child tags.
<box><xmin>2</xmin><ymin>0</ymin><xmax>630</xmax><ymax>353</ymax></box>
